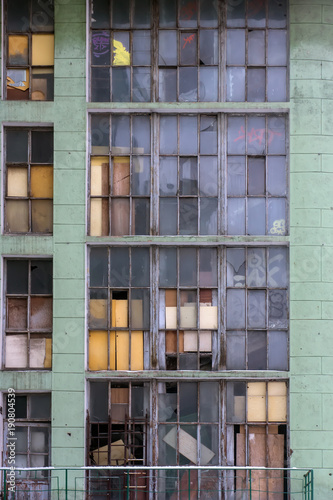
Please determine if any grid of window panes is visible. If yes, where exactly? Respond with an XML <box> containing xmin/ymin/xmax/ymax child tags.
<box><xmin>89</xmin><ymin>247</ymin><xmax>150</xmax><ymax>371</ymax></box>
<box><xmin>4</xmin><ymin>259</ymin><xmax>53</xmax><ymax>369</ymax></box>
<box><xmin>5</xmin><ymin>0</ymin><xmax>54</xmax><ymax>101</ymax></box>
<box><xmin>90</xmin><ymin>0</ymin><xmax>288</xmax><ymax>103</ymax></box>
<box><xmin>226</xmin><ymin>381</ymin><xmax>287</xmax><ymax>495</ymax></box>
<box><xmin>89</xmin><ymin>114</ymin><xmax>150</xmax><ymax>236</ymax></box>
<box><xmin>90</xmin><ymin>0</ymin><xmax>152</xmax><ymax>102</ymax></box>
<box><xmin>226</xmin><ymin>246</ymin><xmax>288</xmax><ymax>371</ymax></box>
<box><xmin>227</xmin><ymin>115</ymin><xmax>287</xmax><ymax>236</ymax></box>
<box><xmin>226</xmin><ymin>0</ymin><xmax>287</xmax><ymax>102</ymax></box>
<box><xmin>4</xmin><ymin>128</ymin><xmax>53</xmax><ymax>234</ymax></box>
<box><xmin>5</xmin><ymin>394</ymin><xmax>51</xmax><ymax>474</ymax></box>
<box><xmin>159</xmin><ymin>115</ymin><xmax>219</xmax><ymax>235</ymax></box>
<box><xmin>159</xmin><ymin>247</ymin><xmax>218</xmax><ymax>371</ymax></box>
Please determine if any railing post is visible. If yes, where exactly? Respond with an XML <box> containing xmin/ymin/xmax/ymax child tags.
<box><xmin>311</xmin><ymin>469</ymin><xmax>314</xmax><ymax>500</ymax></box>
<box><xmin>4</xmin><ymin>469</ymin><xmax>7</xmax><ymax>500</ymax></box>
<box><xmin>126</xmin><ymin>471</ymin><xmax>130</xmax><ymax>500</ymax></box>
<box><xmin>65</xmin><ymin>468</ymin><xmax>68</xmax><ymax>500</ymax></box>
<box><xmin>249</xmin><ymin>469</ymin><xmax>252</xmax><ymax>500</ymax></box>
<box><xmin>188</xmin><ymin>469</ymin><xmax>191</xmax><ymax>500</ymax></box>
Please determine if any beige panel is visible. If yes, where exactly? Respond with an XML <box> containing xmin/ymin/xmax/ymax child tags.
<box><xmin>166</xmin><ymin>307</ymin><xmax>177</xmax><ymax>329</ymax></box>
<box><xmin>248</xmin><ymin>382</ymin><xmax>266</xmax><ymax>422</ymax></box>
<box><xmin>131</xmin><ymin>299</ymin><xmax>143</xmax><ymax>329</ymax></box>
<box><xmin>199</xmin><ymin>306</ymin><xmax>218</xmax><ymax>329</ymax></box>
<box><xmin>7</xmin><ymin>167</ymin><xmax>28</xmax><ymax>197</ymax></box>
<box><xmin>32</xmin><ymin>34</ymin><xmax>54</xmax><ymax>65</ymax></box>
<box><xmin>90</xmin><ymin>198</ymin><xmax>109</xmax><ymax>236</ymax></box>
<box><xmin>30</xmin><ymin>338</ymin><xmax>47</xmax><ymax>368</ymax></box>
<box><xmin>184</xmin><ymin>331</ymin><xmax>212</xmax><ymax>352</ymax></box>
<box><xmin>180</xmin><ymin>304</ymin><xmax>196</xmax><ymax>328</ymax></box>
<box><xmin>6</xmin><ymin>200</ymin><xmax>29</xmax><ymax>232</ymax></box>
<box><xmin>163</xmin><ymin>427</ymin><xmax>215</xmax><ymax>466</ymax></box>
<box><xmin>5</xmin><ymin>335</ymin><xmax>28</xmax><ymax>368</ymax></box>
<box><xmin>31</xmin><ymin>200</ymin><xmax>53</xmax><ymax>233</ymax></box>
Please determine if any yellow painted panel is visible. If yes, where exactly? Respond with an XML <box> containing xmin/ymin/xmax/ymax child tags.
<box><xmin>89</xmin><ymin>331</ymin><xmax>108</xmax><ymax>370</ymax></box>
<box><xmin>116</xmin><ymin>331</ymin><xmax>129</xmax><ymax>370</ymax></box>
<box><xmin>31</xmin><ymin>166</ymin><xmax>53</xmax><ymax>198</ymax></box>
<box><xmin>44</xmin><ymin>338</ymin><xmax>52</xmax><ymax>368</ymax></box>
<box><xmin>110</xmin><ymin>331</ymin><xmax>116</xmax><ymax>369</ymax></box>
<box><xmin>91</xmin><ymin>157</ymin><xmax>109</xmax><ymax>196</ymax></box>
<box><xmin>7</xmin><ymin>167</ymin><xmax>28</xmax><ymax>197</ymax></box>
<box><xmin>268</xmin><ymin>382</ymin><xmax>287</xmax><ymax>422</ymax></box>
<box><xmin>90</xmin><ymin>198</ymin><xmax>109</xmax><ymax>236</ymax></box>
<box><xmin>32</xmin><ymin>34</ymin><xmax>54</xmax><ymax>66</ymax></box>
<box><xmin>8</xmin><ymin>35</ymin><xmax>28</xmax><ymax>65</ymax></box>
<box><xmin>131</xmin><ymin>331</ymin><xmax>143</xmax><ymax>370</ymax></box>
<box><xmin>111</xmin><ymin>300</ymin><xmax>128</xmax><ymax>328</ymax></box>
<box><xmin>113</xmin><ymin>39</ymin><xmax>130</xmax><ymax>65</ymax></box>
<box><xmin>248</xmin><ymin>382</ymin><xmax>266</xmax><ymax>397</ymax></box>
<box><xmin>247</xmin><ymin>383</ymin><xmax>266</xmax><ymax>422</ymax></box>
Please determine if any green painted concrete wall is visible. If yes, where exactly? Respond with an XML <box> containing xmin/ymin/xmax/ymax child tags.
<box><xmin>0</xmin><ymin>0</ymin><xmax>332</xmax><ymax>497</ymax></box>
<box><xmin>290</xmin><ymin>0</ymin><xmax>333</xmax><ymax>496</ymax></box>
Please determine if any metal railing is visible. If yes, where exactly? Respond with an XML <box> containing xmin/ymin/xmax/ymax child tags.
<box><xmin>0</xmin><ymin>466</ymin><xmax>313</xmax><ymax>499</ymax></box>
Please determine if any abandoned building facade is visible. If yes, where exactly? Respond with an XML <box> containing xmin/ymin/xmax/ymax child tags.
<box><xmin>0</xmin><ymin>0</ymin><xmax>332</xmax><ymax>497</ymax></box>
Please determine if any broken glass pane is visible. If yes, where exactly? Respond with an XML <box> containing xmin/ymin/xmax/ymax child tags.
<box><xmin>31</xmin><ymin>261</ymin><xmax>52</xmax><ymax>294</ymax></box>
<box><xmin>159</xmin><ymin>31</ymin><xmax>177</xmax><ymax>65</ymax></box>
<box><xmin>226</xmin><ymin>248</ymin><xmax>245</xmax><ymax>287</ymax></box>
<box><xmin>200</xmin><ymin>116</ymin><xmax>217</xmax><ymax>154</ymax></box>
<box><xmin>179</xmin><ymin>67</ymin><xmax>198</xmax><ymax>102</ymax></box>
<box><xmin>200</xmin><ymin>30</ymin><xmax>218</xmax><ymax>64</ymax></box>
<box><xmin>180</xmin><ymin>158</ymin><xmax>198</xmax><ymax>195</ymax></box>
<box><xmin>179</xmin><ymin>198</ymin><xmax>198</xmax><ymax>234</ymax></box>
<box><xmin>159</xmin><ymin>68</ymin><xmax>177</xmax><ymax>101</ymax></box>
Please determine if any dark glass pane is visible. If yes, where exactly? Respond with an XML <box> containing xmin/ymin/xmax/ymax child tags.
<box><xmin>6</xmin><ymin>130</ymin><xmax>28</xmax><ymax>163</ymax></box>
<box><xmin>268</xmin><ymin>0</ymin><xmax>287</xmax><ymax>28</ymax></box>
<box><xmin>160</xmin><ymin>248</ymin><xmax>177</xmax><ymax>287</ymax></box>
<box><xmin>90</xmin><ymin>379</ymin><xmax>110</xmax><ymax>416</ymax></box>
<box><xmin>92</xmin><ymin>0</ymin><xmax>110</xmax><ymax>28</ymax></box>
<box><xmin>10</xmin><ymin>396</ymin><xmax>27</xmax><ymax>418</ymax></box>
<box><xmin>91</xmin><ymin>114</ymin><xmax>110</xmax><ymax>151</ymax></box>
<box><xmin>133</xmin><ymin>0</ymin><xmax>151</xmax><ymax>28</ymax></box>
<box><xmin>7</xmin><ymin>260</ymin><xmax>28</xmax><ymax>294</ymax></box>
<box><xmin>91</xmin><ymin>31</ymin><xmax>111</xmax><ymax>65</ymax></box>
<box><xmin>133</xmin><ymin>31</ymin><xmax>151</xmax><ymax>65</ymax></box>
<box><xmin>226</xmin><ymin>332</ymin><xmax>246</xmax><ymax>369</ymax></box>
<box><xmin>248</xmin><ymin>69</ymin><xmax>265</xmax><ymax>102</ymax></box>
<box><xmin>226</xmin><ymin>0</ymin><xmax>245</xmax><ymax>27</ymax></box>
<box><xmin>31</xmin><ymin>131</ymin><xmax>53</xmax><ymax>163</ymax></box>
<box><xmin>160</xmin><ymin>198</ymin><xmax>177</xmax><ymax>235</ymax></box>
<box><xmin>180</xmin><ymin>158</ymin><xmax>198</xmax><ymax>195</ymax></box>
<box><xmin>131</xmin><ymin>248</ymin><xmax>150</xmax><ymax>286</ymax></box>
<box><xmin>131</xmin><ymin>289</ymin><xmax>150</xmax><ymax>328</ymax></box>
<box><xmin>110</xmin><ymin>248</ymin><xmax>129</xmax><ymax>287</ymax></box>
<box><xmin>200</xmin><ymin>0</ymin><xmax>218</xmax><ymax>27</ymax></box>
<box><xmin>112</xmin><ymin>0</ymin><xmax>129</xmax><ymax>27</ymax></box>
<box><xmin>92</xmin><ymin>67</ymin><xmax>110</xmax><ymax>102</ymax></box>
<box><xmin>159</xmin><ymin>31</ymin><xmax>177</xmax><ymax>65</ymax></box>
<box><xmin>30</xmin><ymin>394</ymin><xmax>51</xmax><ymax>418</ymax></box>
<box><xmin>159</xmin><ymin>0</ymin><xmax>177</xmax><ymax>27</ymax></box>
<box><xmin>179</xmin><ymin>198</ymin><xmax>198</xmax><ymax>234</ymax></box>
<box><xmin>32</xmin><ymin>0</ymin><xmax>54</xmax><ymax>31</ymax></box>
<box><xmin>31</xmin><ymin>261</ymin><xmax>52</xmax><ymax>294</ymax></box>
<box><xmin>199</xmin><ymin>248</ymin><xmax>217</xmax><ymax>287</ymax></box>
<box><xmin>248</xmin><ymin>158</ymin><xmax>265</xmax><ymax>195</ymax></box>
<box><xmin>7</xmin><ymin>0</ymin><xmax>30</xmax><ymax>31</ymax></box>
<box><xmin>112</xmin><ymin>67</ymin><xmax>130</xmax><ymax>101</ymax></box>
<box><xmin>180</xmin><ymin>248</ymin><xmax>197</xmax><ymax>286</ymax></box>
<box><xmin>90</xmin><ymin>247</ymin><xmax>108</xmax><ymax>287</ymax></box>
<box><xmin>133</xmin><ymin>198</ymin><xmax>150</xmax><ymax>235</ymax></box>
<box><xmin>179</xmin><ymin>67</ymin><xmax>198</xmax><ymax>102</ymax></box>
<box><xmin>132</xmin><ymin>115</ymin><xmax>150</xmax><ymax>153</ymax></box>
<box><xmin>248</xmin><ymin>0</ymin><xmax>266</xmax><ymax>28</ymax></box>
<box><xmin>112</xmin><ymin>115</ymin><xmax>130</xmax><ymax>151</ymax></box>
<box><xmin>248</xmin><ymin>332</ymin><xmax>267</xmax><ymax>370</ymax></box>
<box><xmin>179</xmin><ymin>383</ymin><xmax>198</xmax><ymax>421</ymax></box>
<box><xmin>133</xmin><ymin>67</ymin><xmax>151</xmax><ymax>102</ymax></box>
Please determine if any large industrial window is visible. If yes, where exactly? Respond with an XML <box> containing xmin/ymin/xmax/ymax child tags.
<box><xmin>226</xmin><ymin>381</ymin><xmax>287</xmax><ymax>497</ymax></box>
<box><xmin>89</xmin><ymin>0</ymin><xmax>288</xmax><ymax>102</ymax></box>
<box><xmin>4</xmin><ymin>393</ymin><xmax>51</xmax><ymax>474</ymax></box>
<box><xmin>4</xmin><ymin>128</ymin><xmax>53</xmax><ymax>234</ymax></box>
<box><xmin>89</xmin><ymin>113</ymin><xmax>287</xmax><ymax>236</ymax></box>
<box><xmin>4</xmin><ymin>0</ymin><xmax>54</xmax><ymax>101</ymax></box>
<box><xmin>4</xmin><ymin>259</ymin><xmax>53</xmax><ymax>369</ymax></box>
<box><xmin>88</xmin><ymin>247</ymin><xmax>150</xmax><ymax>370</ymax></box>
<box><xmin>88</xmin><ymin>245</ymin><xmax>288</xmax><ymax>372</ymax></box>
